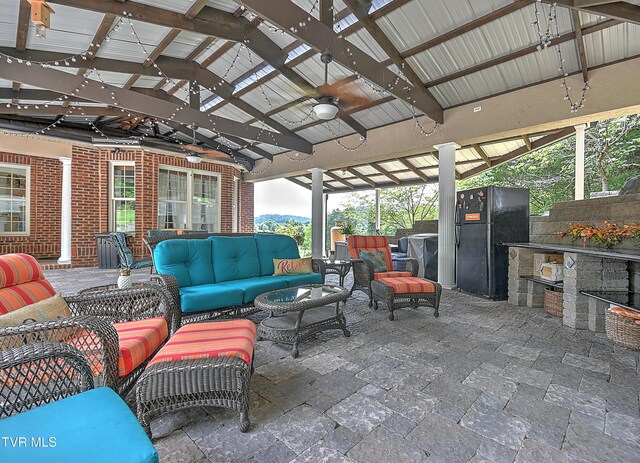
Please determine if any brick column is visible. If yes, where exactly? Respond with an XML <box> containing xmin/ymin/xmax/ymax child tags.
<box><xmin>508</xmin><ymin>247</ymin><xmax>534</xmax><ymax>306</ymax></box>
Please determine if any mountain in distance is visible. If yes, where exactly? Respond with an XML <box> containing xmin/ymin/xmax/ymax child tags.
<box><xmin>255</xmin><ymin>214</ymin><xmax>310</xmax><ymax>225</ymax></box>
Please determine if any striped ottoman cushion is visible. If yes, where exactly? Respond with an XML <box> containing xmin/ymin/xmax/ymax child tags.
<box><xmin>114</xmin><ymin>317</ymin><xmax>169</xmax><ymax>377</ymax></box>
<box><xmin>373</xmin><ymin>271</ymin><xmax>413</xmax><ymax>280</ymax></box>
<box><xmin>377</xmin><ymin>276</ymin><xmax>437</xmax><ymax>294</ymax></box>
<box><xmin>149</xmin><ymin>319</ymin><xmax>257</xmax><ymax>367</ymax></box>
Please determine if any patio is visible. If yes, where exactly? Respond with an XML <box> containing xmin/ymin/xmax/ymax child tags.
<box><xmin>45</xmin><ymin>267</ymin><xmax>640</xmax><ymax>463</ymax></box>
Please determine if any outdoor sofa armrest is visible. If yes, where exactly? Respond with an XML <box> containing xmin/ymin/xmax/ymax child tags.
<box><xmin>72</xmin><ymin>284</ymin><xmax>181</xmax><ymax>335</ymax></box>
<box><xmin>0</xmin><ymin>341</ymin><xmax>94</xmax><ymax>418</ymax></box>
<box><xmin>392</xmin><ymin>257</ymin><xmax>419</xmax><ymax>276</ymax></box>
<box><xmin>151</xmin><ymin>274</ymin><xmax>181</xmax><ymax>323</ymax></box>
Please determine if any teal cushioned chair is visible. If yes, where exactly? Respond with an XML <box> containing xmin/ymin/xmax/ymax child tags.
<box><xmin>155</xmin><ymin>239</ymin><xmax>215</xmax><ymax>288</ymax></box>
<box><xmin>179</xmin><ymin>284</ymin><xmax>244</xmax><ymax>313</ymax></box>
<box><xmin>218</xmin><ymin>275</ymin><xmax>289</xmax><ymax>303</ymax></box>
<box><xmin>0</xmin><ymin>343</ymin><xmax>158</xmax><ymax>463</ymax></box>
<box><xmin>209</xmin><ymin>236</ymin><xmax>261</xmax><ymax>282</ymax></box>
<box><xmin>110</xmin><ymin>232</ymin><xmax>153</xmax><ymax>271</ymax></box>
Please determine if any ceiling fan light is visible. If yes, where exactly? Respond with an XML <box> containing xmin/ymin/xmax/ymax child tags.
<box><xmin>313</xmin><ymin>102</ymin><xmax>339</xmax><ymax>120</ymax></box>
<box><xmin>186</xmin><ymin>153</ymin><xmax>202</xmax><ymax>164</ymax></box>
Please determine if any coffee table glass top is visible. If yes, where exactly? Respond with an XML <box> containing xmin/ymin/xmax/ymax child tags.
<box><xmin>264</xmin><ymin>285</ymin><xmax>344</xmax><ymax>304</ymax></box>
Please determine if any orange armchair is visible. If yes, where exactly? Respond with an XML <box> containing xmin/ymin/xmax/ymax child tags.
<box><xmin>347</xmin><ymin>235</ymin><xmax>418</xmax><ymax>307</ymax></box>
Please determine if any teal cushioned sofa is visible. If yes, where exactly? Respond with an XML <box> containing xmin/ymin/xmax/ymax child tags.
<box><xmin>154</xmin><ymin>234</ymin><xmax>322</xmax><ymax>322</ymax></box>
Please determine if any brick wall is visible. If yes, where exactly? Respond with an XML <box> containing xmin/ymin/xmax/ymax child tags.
<box><xmin>0</xmin><ymin>146</ymin><xmax>253</xmax><ymax>267</ymax></box>
<box><xmin>0</xmin><ymin>152</ymin><xmax>62</xmax><ymax>258</ymax></box>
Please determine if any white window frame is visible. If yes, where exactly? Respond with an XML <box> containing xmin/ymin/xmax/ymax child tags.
<box><xmin>232</xmin><ymin>177</ymin><xmax>239</xmax><ymax>233</ymax></box>
<box><xmin>0</xmin><ymin>163</ymin><xmax>30</xmax><ymax>236</ymax></box>
<box><xmin>158</xmin><ymin>165</ymin><xmax>222</xmax><ymax>232</ymax></box>
<box><xmin>109</xmin><ymin>161</ymin><xmax>136</xmax><ymax>234</ymax></box>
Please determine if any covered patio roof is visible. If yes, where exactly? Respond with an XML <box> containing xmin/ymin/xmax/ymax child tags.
<box><xmin>0</xmin><ymin>0</ymin><xmax>638</xmax><ymax>178</ymax></box>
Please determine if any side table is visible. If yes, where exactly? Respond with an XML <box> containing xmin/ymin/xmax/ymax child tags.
<box><xmin>313</xmin><ymin>259</ymin><xmax>351</xmax><ymax>287</ymax></box>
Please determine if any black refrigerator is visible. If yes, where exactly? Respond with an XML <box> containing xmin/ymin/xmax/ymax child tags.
<box><xmin>455</xmin><ymin>186</ymin><xmax>529</xmax><ymax>300</ymax></box>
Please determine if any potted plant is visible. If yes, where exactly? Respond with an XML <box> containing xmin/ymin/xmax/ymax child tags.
<box><xmin>339</xmin><ymin>223</ymin><xmax>357</xmax><ymax>241</ymax></box>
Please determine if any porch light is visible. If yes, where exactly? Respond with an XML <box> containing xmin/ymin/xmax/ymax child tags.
<box><xmin>313</xmin><ymin>102</ymin><xmax>339</xmax><ymax>120</ymax></box>
<box><xmin>186</xmin><ymin>153</ymin><xmax>203</xmax><ymax>164</ymax></box>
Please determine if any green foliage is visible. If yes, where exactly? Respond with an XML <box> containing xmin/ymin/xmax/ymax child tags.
<box><xmin>459</xmin><ymin>114</ymin><xmax>640</xmax><ymax>214</ymax></box>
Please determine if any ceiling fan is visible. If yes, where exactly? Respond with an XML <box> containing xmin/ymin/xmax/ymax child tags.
<box><xmin>310</xmin><ymin>52</ymin><xmax>373</xmax><ymax>120</ymax></box>
<box><xmin>182</xmin><ymin>124</ymin><xmax>228</xmax><ymax>163</ymax></box>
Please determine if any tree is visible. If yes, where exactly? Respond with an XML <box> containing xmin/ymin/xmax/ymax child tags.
<box><xmin>377</xmin><ymin>185</ymin><xmax>438</xmax><ymax>235</ymax></box>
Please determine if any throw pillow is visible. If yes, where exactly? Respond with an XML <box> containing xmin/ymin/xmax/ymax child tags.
<box><xmin>0</xmin><ymin>294</ymin><xmax>71</xmax><ymax>327</ymax></box>
<box><xmin>359</xmin><ymin>249</ymin><xmax>388</xmax><ymax>272</ymax></box>
<box><xmin>273</xmin><ymin>257</ymin><xmax>313</xmax><ymax>276</ymax></box>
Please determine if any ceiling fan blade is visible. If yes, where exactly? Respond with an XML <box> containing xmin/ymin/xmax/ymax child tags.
<box><xmin>319</xmin><ymin>82</ymin><xmax>374</xmax><ymax>109</ymax></box>
<box><xmin>183</xmin><ymin>144</ymin><xmax>228</xmax><ymax>159</ymax></box>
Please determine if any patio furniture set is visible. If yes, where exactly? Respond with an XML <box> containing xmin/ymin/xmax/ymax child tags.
<box><xmin>0</xmin><ymin>234</ymin><xmax>441</xmax><ymax>461</ymax></box>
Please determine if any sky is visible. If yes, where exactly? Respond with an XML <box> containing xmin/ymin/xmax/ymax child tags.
<box><xmin>253</xmin><ymin>179</ymin><xmax>355</xmax><ymax>218</ymax></box>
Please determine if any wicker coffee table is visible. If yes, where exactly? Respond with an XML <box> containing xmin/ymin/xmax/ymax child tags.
<box><xmin>254</xmin><ymin>285</ymin><xmax>350</xmax><ymax>358</ymax></box>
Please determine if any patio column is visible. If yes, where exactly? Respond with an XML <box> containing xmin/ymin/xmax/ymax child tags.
<box><xmin>310</xmin><ymin>168</ymin><xmax>325</xmax><ymax>259</ymax></box>
<box><xmin>574</xmin><ymin>123</ymin><xmax>587</xmax><ymax>200</ymax></box>
<box><xmin>375</xmin><ymin>188</ymin><xmax>381</xmax><ymax>233</ymax></box>
<box><xmin>434</xmin><ymin>142</ymin><xmax>460</xmax><ymax>289</ymax></box>
<box><xmin>58</xmin><ymin>157</ymin><xmax>72</xmax><ymax>265</ymax></box>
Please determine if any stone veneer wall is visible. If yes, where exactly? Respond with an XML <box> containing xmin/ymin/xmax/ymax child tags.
<box><xmin>509</xmin><ymin>193</ymin><xmax>640</xmax><ymax>331</ymax></box>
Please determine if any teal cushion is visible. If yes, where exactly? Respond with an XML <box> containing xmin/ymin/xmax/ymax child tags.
<box><xmin>359</xmin><ymin>249</ymin><xmax>388</xmax><ymax>272</ymax></box>
<box><xmin>218</xmin><ymin>276</ymin><xmax>289</xmax><ymax>303</ymax></box>
<box><xmin>255</xmin><ymin>234</ymin><xmax>300</xmax><ymax>276</ymax></box>
<box><xmin>209</xmin><ymin>236</ymin><xmax>261</xmax><ymax>283</ymax></box>
<box><xmin>179</xmin><ymin>284</ymin><xmax>244</xmax><ymax>313</ymax></box>
<box><xmin>155</xmin><ymin>239</ymin><xmax>215</xmax><ymax>287</ymax></box>
<box><xmin>0</xmin><ymin>387</ymin><xmax>157</xmax><ymax>463</ymax></box>
<box><xmin>282</xmin><ymin>273</ymin><xmax>323</xmax><ymax>287</ymax></box>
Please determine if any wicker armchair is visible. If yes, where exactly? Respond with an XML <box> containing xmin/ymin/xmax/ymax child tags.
<box><xmin>0</xmin><ymin>342</ymin><xmax>94</xmax><ymax>418</ymax></box>
<box><xmin>347</xmin><ymin>235</ymin><xmax>419</xmax><ymax>307</ymax></box>
<box><xmin>0</xmin><ymin>283</ymin><xmax>180</xmax><ymax>396</ymax></box>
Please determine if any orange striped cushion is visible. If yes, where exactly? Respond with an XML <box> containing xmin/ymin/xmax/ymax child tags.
<box><xmin>149</xmin><ymin>319</ymin><xmax>256</xmax><ymax>367</ymax></box>
<box><xmin>114</xmin><ymin>317</ymin><xmax>169</xmax><ymax>377</ymax></box>
<box><xmin>347</xmin><ymin>236</ymin><xmax>392</xmax><ymax>271</ymax></box>
<box><xmin>0</xmin><ymin>254</ymin><xmax>45</xmax><ymax>288</ymax></box>
<box><xmin>0</xmin><ymin>279</ymin><xmax>56</xmax><ymax>315</ymax></box>
<box><xmin>377</xmin><ymin>276</ymin><xmax>437</xmax><ymax>294</ymax></box>
<box><xmin>374</xmin><ymin>271</ymin><xmax>413</xmax><ymax>280</ymax></box>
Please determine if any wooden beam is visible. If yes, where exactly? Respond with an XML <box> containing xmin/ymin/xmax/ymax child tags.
<box><xmin>425</xmin><ymin>19</ymin><xmax>618</xmax><ymax>89</ymax></box>
<box><xmin>398</xmin><ymin>158</ymin><xmax>429</xmax><ymax>182</ymax></box>
<box><xmin>572</xmin><ymin>10</ymin><xmax>589</xmax><ymax>83</ymax></box>
<box><xmin>343</xmin><ymin>0</ymin><xmax>440</xmax><ymax>105</ymax></box>
<box><xmin>325</xmin><ymin>170</ymin><xmax>355</xmax><ymax>189</ymax></box>
<box><xmin>472</xmin><ymin>144</ymin><xmax>492</xmax><ymax>167</ymax></box>
<box><xmin>237</xmin><ymin>0</ymin><xmax>444</xmax><ymax>124</ymax></box>
<box><xmin>124</xmin><ymin>28</ymin><xmax>182</xmax><ymax>89</ymax></box>
<box><xmin>369</xmin><ymin>162</ymin><xmax>401</xmax><ymax>184</ymax></box>
<box><xmin>287</xmin><ymin>177</ymin><xmax>312</xmax><ymax>190</ymax></box>
<box><xmin>303</xmin><ymin>174</ymin><xmax>336</xmax><ymax>191</ymax></box>
<box><xmin>346</xmin><ymin>167</ymin><xmax>377</xmax><ymax>187</ymax></box>
<box><xmin>521</xmin><ymin>134</ymin><xmax>532</xmax><ymax>150</ymax></box>
<box><xmin>15</xmin><ymin>0</ymin><xmax>30</xmax><ymax>52</ymax></box>
<box><xmin>400</xmin><ymin>1</ymin><xmax>534</xmax><ymax>59</ymax></box>
<box><xmin>460</xmin><ymin>127</ymin><xmax>576</xmax><ymax>179</ymax></box>
<box><xmin>549</xmin><ymin>0</ymin><xmax>640</xmax><ymax>25</ymax></box>
<box><xmin>320</xmin><ymin>0</ymin><xmax>334</xmax><ymax>27</ymax></box>
<box><xmin>0</xmin><ymin>59</ymin><xmax>313</xmax><ymax>153</ymax></box>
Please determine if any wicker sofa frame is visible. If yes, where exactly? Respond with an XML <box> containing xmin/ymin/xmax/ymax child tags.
<box><xmin>0</xmin><ymin>342</ymin><xmax>94</xmax><ymax>418</ymax></box>
<box><xmin>371</xmin><ymin>279</ymin><xmax>442</xmax><ymax>321</ymax></box>
<box><xmin>0</xmin><ymin>284</ymin><xmax>180</xmax><ymax>396</ymax></box>
<box><xmin>136</xmin><ymin>354</ymin><xmax>254</xmax><ymax>434</ymax></box>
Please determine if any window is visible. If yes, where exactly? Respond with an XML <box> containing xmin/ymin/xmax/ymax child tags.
<box><xmin>110</xmin><ymin>162</ymin><xmax>136</xmax><ymax>233</ymax></box>
<box><xmin>158</xmin><ymin>167</ymin><xmax>220</xmax><ymax>232</ymax></box>
<box><xmin>0</xmin><ymin>164</ymin><xmax>29</xmax><ymax>235</ymax></box>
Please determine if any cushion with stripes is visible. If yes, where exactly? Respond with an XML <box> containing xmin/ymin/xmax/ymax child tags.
<box><xmin>114</xmin><ymin>317</ymin><xmax>169</xmax><ymax>377</ymax></box>
<box><xmin>0</xmin><ymin>253</ymin><xmax>46</xmax><ymax>288</ymax></box>
<box><xmin>0</xmin><ymin>280</ymin><xmax>56</xmax><ymax>315</ymax></box>
<box><xmin>373</xmin><ymin>271</ymin><xmax>413</xmax><ymax>280</ymax></box>
<box><xmin>377</xmin><ymin>276</ymin><xmax>437</xmax><ymax>294</ymax></box>
<box><xmin>149</xmin><ymin>319</ymin><xmax>256</xmax><ymax>367</ymax></box>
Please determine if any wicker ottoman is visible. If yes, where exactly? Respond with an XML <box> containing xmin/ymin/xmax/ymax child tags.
<box><xmin>371</xmin><ymin>276</ymin><xmax>442</xmax><ymax>321</ymax></box>
<box><xmin>136</xmin><ymin>319</ymin><xmax>256</xmax><ymax>434</ymax></box>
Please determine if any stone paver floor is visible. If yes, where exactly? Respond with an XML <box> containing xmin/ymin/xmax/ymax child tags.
<box><xmin>45</xmin><ymin>267</ymin><xmax>640</xmax><ymax>463</ymax></box>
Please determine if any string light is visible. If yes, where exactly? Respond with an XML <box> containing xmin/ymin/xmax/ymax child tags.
<box><xmin>532</xmin><ymin>1</ymin><xmax>589</xmax><ymax>113</ymax></box>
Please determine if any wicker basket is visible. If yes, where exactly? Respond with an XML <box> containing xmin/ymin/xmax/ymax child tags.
<box><xmin>605</xmin><ymin>310</ymin><xmax>640</xmax><ymax>351</ymax></box>
<box><xmin>543</xmin><ymin>288</ymin><xmax>563</xmax><ymax>317</ymax></box>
